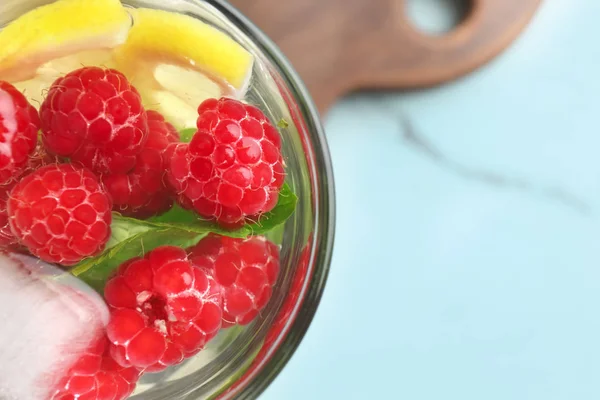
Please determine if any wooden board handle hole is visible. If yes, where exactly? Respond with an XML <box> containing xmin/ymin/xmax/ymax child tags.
<box><xmin>404</xmin><ymin>0</ymin><xmax>473</xmax><ymax>36</ymax></box>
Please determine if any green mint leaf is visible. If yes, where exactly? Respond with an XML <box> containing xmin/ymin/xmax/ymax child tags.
<box><xmin>148</xmin><ymin>182</ymin><xmax>297</xmax><ymax>236</ymax></box>
<box><xmin>179</xmin><ymin>128</ymin><xmax>196</xmax><ymax>143</ymax></box>
<box><xmin>246</xmin><ymin>182</ymin><xmax>297</xmax><ymax>233</ymax></box>
<box><xmin>144</xmin><ymin>206</ymin><xmax>249</xmax><ymax>237</ymax></box>
<box><xmin>72</xmin><ymin>228</ymin><xmax>204</xmax><ymax>292</ymax></box>
<box><xmin>105</xmin><ymin>215</ymin><xmax>151</xmax><ymax>248</ymax></box>
<box><xmin>71</xmin><ymin>183</ymin><xmax>296</xmax><ymax>292</ymax></box>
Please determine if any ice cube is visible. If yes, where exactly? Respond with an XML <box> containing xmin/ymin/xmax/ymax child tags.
<box><xmin>0</xmin><ymin>252</ymin><xmax>108</xmax><ymax>400</ymax></box>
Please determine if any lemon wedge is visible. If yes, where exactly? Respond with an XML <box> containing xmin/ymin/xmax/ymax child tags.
<box><xmin>116</xmin><ymin>8</ymin><xmax>253</xmax><ymax>95</ymax></box>
<box><xmin>147</xmin><ymin>64</ymin><xmax>223</xmax><ymax>128</ymax></box>
<box><xmin>146</xmin><ymin>90</ymin><xmax>205</xmax><ymax>130</ymax></box>
<box><xmin>0</xmin><ymin>0</ymin><xmax>130</xmax><ymax>81</ymax></box>
<box><xmin>154</xmin><ymin>64</ymin><xmax>222</xmax><ymax>104</ymax></box>
<box><xmin>125</xmin><ymin>60</ymin><xmax>223</xmax><ymax>129</ymax></box>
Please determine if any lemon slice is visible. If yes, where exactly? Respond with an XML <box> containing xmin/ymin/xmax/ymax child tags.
<box><xmin>125</xmin><ymin>60</ymin><xmax>223</xmax><ymax>129</ymax></box>
<box><xmin>154</xmin><ymin>64</ymin><xmax>222</xmax><ymax>104</ymax></box>
<box><xmin>116</xmin><ymin>8</ymin><xmax>253</xmax><ymax>96</ymax></box>
<box><xmin>148</xmin><ymin>64</ymin><xmax>223</xmax><ymax>129</ymax></box>
<box><xmin>146</xmin><ymin>90</ymin><xmax>204</xmax><ymax>130</ymax></box>
<box><xmin>0</xmin><ymin>0</ymin><xmax>130</xmax><ymax>81</ymax></box>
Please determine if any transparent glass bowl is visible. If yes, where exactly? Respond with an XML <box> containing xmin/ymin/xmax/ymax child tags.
<box><xmin>0</xmin><ymin>0</ymin><xmax>335</xmax><ymax>398</ymax></box>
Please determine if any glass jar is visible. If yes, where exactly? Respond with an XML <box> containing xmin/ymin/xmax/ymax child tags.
<box><xmin>0</xmin><ymin>0</ymin><xmax>335</xmax><ymax>398</ymax></box>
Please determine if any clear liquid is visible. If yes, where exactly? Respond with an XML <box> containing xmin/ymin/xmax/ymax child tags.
<box><xmin>0</xmin><ymin>0</ymin><xmax>316</xmax><ymax>397</ymax></box>
<box><xmin>0</xmin><ymin>1</ymin><xmax>296</xmax><ymax>398</ymax></box>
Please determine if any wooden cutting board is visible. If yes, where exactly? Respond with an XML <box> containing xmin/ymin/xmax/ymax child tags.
<box><xmin>229</xmin><ymin>0</ymin><xmax>541</xmax><ymax>114</ymax></box>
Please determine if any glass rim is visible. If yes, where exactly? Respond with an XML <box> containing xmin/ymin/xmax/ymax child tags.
<box><xmin>205</xmin><ymin>0</ymin><xmax>336</xmax><ymax>398</ymax></box>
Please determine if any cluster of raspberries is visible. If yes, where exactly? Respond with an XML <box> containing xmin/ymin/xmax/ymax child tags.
<box><xmin>0</xmin><ymin>66</ymin><xmax>287</xmax><ymax>399</ymax></box>
<box><xmin>54</xmin><ymin>236</ymin><xmax>281</xmax><ymax>400</ymax></box>
<box><xmin>0</xmin><ymin>66</ymin><xmax>284</xmax><ymax>266</ymax></box>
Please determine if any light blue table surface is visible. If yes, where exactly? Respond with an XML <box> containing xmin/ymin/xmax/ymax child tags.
<box><xmin>262</xmin><ymin>1</ymin><xmax>600</xmax><ymax>399</ymax></box>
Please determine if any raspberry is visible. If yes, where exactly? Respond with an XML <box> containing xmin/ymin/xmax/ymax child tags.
<box><xmin>102</xmin><ymin>110</ymin><xmax>179</xmax><ymax>219</ymax></box>
<box><xmin>145</xmin><ymin>110</ymin><xmax>180</xmax><ymax>147</ymax></box>
<box><xmin>7</xmin><ymin>164</ymin><xmax>112</xmax><ymax>266</ymax></box>
<box><xmin>104</xmin><ymin>246</ymin><xmax>223</xmax><ymax>371</ymax></box>
<box><xmin>188</xmin><ymin>234</ymin><xmax>280</xmax><ymax>326</ymax></box>
<box><xmin>0</xmin><ymin>81</ymin><xmax>40</xmax><ymax>185</ymax></box>
<box><xmin>0</xmin><ymin>145</ymin><xmax>58</xmax><ymax>249</ymax></box>
<box><xmin>217</xmin><ymin>239</ymin><xmax>311</xmax><ymax>398</ymax></box>
<box><xmin>40</xmin><ymin>67</ymin><xmax>148</xmax><ymax>174</ymax></box>
<box><xmin>167</xmin><ymin>97</ymin><xmax>285</xmax><ymax>227</ymax></box>
<box><xmin>53</xmin><ymin>336</ymin><xmax>141</xmax><ymax>400</ymax></box>
<box><xmin>0</xmin><ymin>183</ymin><xmax>22</xmax><ymax>250</ymax></box>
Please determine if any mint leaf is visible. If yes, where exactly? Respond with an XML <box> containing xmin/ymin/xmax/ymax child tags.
<box><xmin>145</xmin><ymin>207</ymin><xmax>249</xmax><ymax>238</ymax></box>
<box><xmin>148</xmin><ymin>182</ymin><xmax>297</xmax><ymax>236</ymax></box>
<box><xmin>105</xmin><ymin>215</ymin><xmax>151</xmax><ymax>248</ymax></box>
<box><xmin>72</xmin><ymin>183</ymin><xmax>296</xmax><ymax>291</ymax></box>
<box><xmin>179</xmin><ymin>128</ymin><xmax>196</xmax><ymax>143</ymax></box>
<box><xmin>72</xmin><ymin>229</ymin><xmax>204</xmax><ymax>292</ymax></box>
<box><xmin>246</xmin><ymin>182</ymin><xmax>297</xmax><ymax>233</ymax></box>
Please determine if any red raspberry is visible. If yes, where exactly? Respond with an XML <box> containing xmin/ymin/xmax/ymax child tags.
<box><xmin>40</xmin><ymin>67</ymin><xmax>148</xmax><ymax>174</ymax></box>
<box><xmin>167</xmin><ymin>98</ymin><xmax>285</xmax><ymax>227</ymax></box>
<box><xmin>145</xmin><ymin>110</ymin><xmax>180</xmax><ymax>147</ymax></box>
<box><xmin>0</xmin><ymin>184</ymin><xmax>17</xmax><ymax>249</ymax></box>
<box><xmin>0</xmin><ymin>81</ymin><xmax>40</xmax><ymax>185</ymax></box>
<box><xmin>102</xmin><ymin>110</ymin><xmax>179</xmax><ymax>219</ymax></box>
<box><xmin>0</xmin><ymin>145</ymin><xmax>58</xmax><ymax>249</ymax></box>
<box><xmin>104</xmin><ymin>246</ymin><xmax>223</xmax><ymax>371</ymax></box>
<box><xmin>7</xmin><ymin>164</ymin><xmax>112</xmax><ymax>266</ymax></box>
<box><xmin>53</xmin><ymin>336</ymin><xmax>141</xmax><ymax>400</ymax></box>
<box><xmin>217</xmin><ymin>238</ymin><xmax>311</xmax><ymax>398</ymax></box>
<box><xmin>188</xmin><ymin>234</ymin><xmax>280</xmax><ymax>327</ymax></box>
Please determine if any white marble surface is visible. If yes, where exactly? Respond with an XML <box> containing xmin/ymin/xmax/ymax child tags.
<box><xmin>262</xmin><ymin>0</ymin><xmax>600</xmax><ymax>399</ymax></box>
